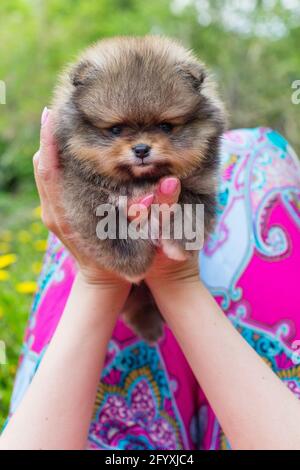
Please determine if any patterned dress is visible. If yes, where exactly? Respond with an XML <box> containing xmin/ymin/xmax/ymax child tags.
<box><xmin>9</xmin><ymin>128</ymin><xmax>300</xmax><ymax>449</ymax></box>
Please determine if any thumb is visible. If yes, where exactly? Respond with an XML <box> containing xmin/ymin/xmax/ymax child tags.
<box><xmin>38</xmin><ymin>107</ymin><xmax>58</xmax><ymax>174</ymax></box>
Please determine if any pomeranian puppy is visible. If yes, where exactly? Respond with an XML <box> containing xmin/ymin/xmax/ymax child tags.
<box><xmin>51</xmin><ymin>36</ymin><xmax>226</xmax><ymax>341</ymax></box>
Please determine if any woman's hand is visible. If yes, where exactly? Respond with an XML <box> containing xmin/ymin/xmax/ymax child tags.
<box><xmin>33</xmin><ymin>107</ymin><xmax>130</xmax><ymax>289</ymax></box>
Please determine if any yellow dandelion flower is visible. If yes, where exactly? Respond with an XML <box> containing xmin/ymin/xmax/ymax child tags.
<box><xmin>32</xmin><ymin>261</ymin><xmax>42</xmax><ymax>274</ymax></box>
<box><xmin>30</xmin><ymin>222</ymin><xmax>43</xmax><ymax>235</ymax></box>
<box><xmin>17</xmin><ymin>230</ymin><xmax>31</xmax><ymax>244</ymax></box>
<box><xmin>0</xmin><ymin>254</ymin><xmax>17</xmax><ymax>269</ymax></box>
<box><xmin>0</xmin><ymin>306</ymin><xmax>4</xmax><ymax>319</ymax></box>
<box><xmin>34</xmin><ymin>239</ymin><xmax>48</xmax><ymax>252</ymax></box>
<box><xmin>32</xmin><ymin>206</ymin><xmax>42</xmax><ymax>219</ymax></box>
<box><xmin>0</xmin><ymin>242</ymin><xmax>10</xmax><ymax>253</ymax></box>
<box><xmin>16</xmin><ymin>281</ymin><xmax>37</xmax><ymax>294</ymax></box>
<box><xmin>0</xmin><ymin>231</ymin><xmax>12</xmax><ymax>242</ymax></box>
<box><xmin>0</xmin><ymin>271</ymin><xmax>10</xmax><ymax>281</ymax></box>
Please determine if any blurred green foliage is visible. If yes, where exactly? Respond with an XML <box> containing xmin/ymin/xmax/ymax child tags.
<box><xmin>0</xmin><ymin>0</ymin><xmax>299</xmax><ymax>194</ymax></box>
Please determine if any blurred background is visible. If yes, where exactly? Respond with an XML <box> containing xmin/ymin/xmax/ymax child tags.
<box><xmin>0</xmin><ymin>0</ymin><xmax>299</xmax><ymax>426</ymax></box>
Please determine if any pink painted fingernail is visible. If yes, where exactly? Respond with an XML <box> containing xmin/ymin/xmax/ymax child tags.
<box><xmin>41</xmin><ymin>107</ymin><xmax>49</xmax><ymax>126</ymax></box>
<box><xmin>140</xmin><ymin>194</ymin><xmax>154</xmax><ymax>208</ymax></box>
<box><xmin>160</xmin><ymin>177</ymin><xmax>178</xmax><ymax>195</ymax></box>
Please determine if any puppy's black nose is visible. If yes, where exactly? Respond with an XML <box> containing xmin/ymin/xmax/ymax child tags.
<box><xmin>132</xmin><ymin>143</ymin><xmax>151</xmax><ymax>159</ymax></box>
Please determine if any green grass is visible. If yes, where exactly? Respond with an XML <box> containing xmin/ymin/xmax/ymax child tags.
<box><xmin>0</xmin><ymin>191</ymin><xmax>47</xmax><ymax>429</ymax></box>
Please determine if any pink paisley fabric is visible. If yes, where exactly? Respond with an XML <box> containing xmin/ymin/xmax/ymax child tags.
<box><xmin>9</xmin><ymin>128</ymin><xmax>300</xmax><ymax>449</ymax></box>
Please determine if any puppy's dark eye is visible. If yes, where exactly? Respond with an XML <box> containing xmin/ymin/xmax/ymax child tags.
<box><xmin>158</xmin><ymin>122</ymin><xmax>173</xmax><ymax>134</ymax></box>
<box><xmin>109</xmin><ymin>125</ymin><xmax>123</xmax><ymax>136</ymax></box>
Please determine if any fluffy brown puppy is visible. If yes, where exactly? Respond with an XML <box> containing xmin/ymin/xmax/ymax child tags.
<box><xmin>52</xmin><ymin>36</ymin><xmax>226</xmax><ymax>341</ymax></box>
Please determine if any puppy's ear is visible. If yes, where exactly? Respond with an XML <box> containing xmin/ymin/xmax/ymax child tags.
<box><xmin>70</xmin><ymin>60</ymin><xmax>99</xmax><ymax>87</ymax></box>
<box><xmin>175</xmin><ymin>61</ymin><xmax>206</xmax><ymax>92</ymax></box>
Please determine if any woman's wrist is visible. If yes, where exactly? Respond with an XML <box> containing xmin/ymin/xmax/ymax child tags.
<box><xmin>146</xmin><ymin>253</ymin><xmax>200</xmax><ymax>302</ymax></box>
<box><xmin>76</xmin><ymin>266</ymin><xmax>129</xmax><ymax>290</ymax></box>
<box><xmin>150</xmin><ymin>276</ymin><xmax>205</xmax><ymax>322</ymax></box>
<box><xmin>61</xmin><ymin>272</ymin><xmax>130</xmax><ymax>331</ymax></box>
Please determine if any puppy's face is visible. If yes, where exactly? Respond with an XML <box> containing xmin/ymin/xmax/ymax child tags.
<box><xmin>58</xmin><ymin>37</ymin><xmax>225</xmax><ymax>183</ymax></box>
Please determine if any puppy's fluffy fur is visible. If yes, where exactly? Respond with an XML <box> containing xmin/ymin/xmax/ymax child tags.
<box><xmin>52</xmin><ymin>36</ymin><xmax>226</xmax><ymax>341</ymax></box>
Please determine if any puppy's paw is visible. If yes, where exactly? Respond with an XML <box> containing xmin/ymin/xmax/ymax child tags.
<box><xmin>141</xmin><ymin>320</ymin><xmax>164</xmax><ymax>344</ymax></box>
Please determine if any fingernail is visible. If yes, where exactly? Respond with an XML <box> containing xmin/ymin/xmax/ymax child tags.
<box><xmin>140</xmin><ymin>194</ymin><xmax>154</xmax><ymax>208</ymax></box>
<box><xmin>160</xmin><ymin>177</ymin><xmax>178</xmax><ymax>195</ymax></box>
<box><xmin>41</xmin><ymin>107</ymin><xmax>49</xmax><ymax>127</ymax></box>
